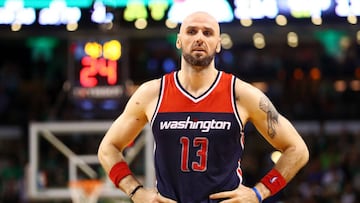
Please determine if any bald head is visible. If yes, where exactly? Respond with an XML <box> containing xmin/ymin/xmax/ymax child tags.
<box><xmin>176</xmin><ymin>11</ymin><xmax>222</xmax><ymax>68</ymax></box>
<box><xmin>179</xmin><ymin>11</ymin><xmax>220</xmax><ymax>36</ymax></box>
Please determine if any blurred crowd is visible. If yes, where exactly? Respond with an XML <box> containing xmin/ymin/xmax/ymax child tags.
<box><xmin>0</xmin><ymin>36</ymin><xmax>359</xmax><ymax>202</ymax></box>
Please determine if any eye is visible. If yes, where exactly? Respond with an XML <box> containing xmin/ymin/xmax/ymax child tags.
<box><xmin>187</xmin><ymin>29</ymin><xmax>197</xmax><ymax>35</ymax></box>
<box><xmin>203</xmin><ymin>30</ymin><xmax>213</xmax><ymax>37</ymax></box>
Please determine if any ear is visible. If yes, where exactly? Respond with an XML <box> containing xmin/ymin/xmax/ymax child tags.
<box><xmin>176</xmin><ymin>38</ymin><xmax>181</xmax><ymax>49</ymax></box>
<box><xmin>216</xmin><ymin>42</ymin><xmax>221</xmax><ymax>53</ymax></box>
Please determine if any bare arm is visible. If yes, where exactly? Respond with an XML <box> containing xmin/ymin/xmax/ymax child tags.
<box><xmin>98</xmin><ymin>79</ymin><xmax>179</xmax><ymax>203</ymax></box>
<box><xmin>209</xmin><ymin>79</ymin><xmax>309</xmax><ymax>202</ymax></box>
<box><xmin>97</xmin><ymin>79</ymin><xmax>159</xmax><ymax>195</ymax></box>
<box><xmin>211</xmin><ymin>79</ymin><xmax>309</xmax><ymax>202</ymax></box>
<box><xmin>238</xmin><ymin>80</ymin><xmax>309</xmax><ymax>199</ymax></box>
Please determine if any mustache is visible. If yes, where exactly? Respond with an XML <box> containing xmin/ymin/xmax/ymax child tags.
<box><xmin>192</xmin><ymin>42</ymin><xmax>206</xmax><ymax>50</ymax></box>
<box><xmin>191</xmin><ymin>43</ymin><xmax>207</xmax><ymax>50</ymax></box>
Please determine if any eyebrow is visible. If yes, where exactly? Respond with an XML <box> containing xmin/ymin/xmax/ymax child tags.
<box><xmin>186</xmin><ymin>26</ymin><xmax>214</xmax><ymax>32</ymax></box>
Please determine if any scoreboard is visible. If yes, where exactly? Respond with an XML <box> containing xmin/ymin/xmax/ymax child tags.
<box><xmin>69</xmin><ymin>39</ymin><xmax>125</xmax><ymax>99</ymax></box>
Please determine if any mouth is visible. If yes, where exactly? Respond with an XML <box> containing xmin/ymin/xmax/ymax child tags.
<box><xmin>192</xmin><ymin>48</ymin><xmax>206</xmax><ymax>53</ymax></box>
<box><xmin>192</xmin><ymin>44</ymin><xmax>206</xmax><ymax>51</ymax></box>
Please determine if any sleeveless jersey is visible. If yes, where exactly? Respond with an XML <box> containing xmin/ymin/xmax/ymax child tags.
<box><xmin>150</xmin><ymin>71</ymin><xmax>244</xmax><ymax>203</ymax></box>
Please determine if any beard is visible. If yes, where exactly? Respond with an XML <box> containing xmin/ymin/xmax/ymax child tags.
<box><xmin>183</xmin><ymin>52</ymin><xmax>215</xmax><ymax>67</ymax></box>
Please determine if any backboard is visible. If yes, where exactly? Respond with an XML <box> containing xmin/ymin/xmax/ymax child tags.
<box><xmin>27</xmin><ymin>121</ymin><xmax>155</xmax><ymax>201</ymax></box>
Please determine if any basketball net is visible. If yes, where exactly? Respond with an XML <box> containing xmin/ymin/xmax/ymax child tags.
<box><xmin>69</xmin><ymin>179</ymin><xmax>103</xmax><ymax>203</ymax></box>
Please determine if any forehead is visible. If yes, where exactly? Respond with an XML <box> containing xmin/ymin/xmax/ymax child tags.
<box><xmin>180</xmin><ymin>12</ymin><xmax>219</xmax><ymax>33</ymax></box>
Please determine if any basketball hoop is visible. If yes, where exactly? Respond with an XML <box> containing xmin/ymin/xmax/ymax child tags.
<box><xmin>69</xmin><ymin>179</ymin><xmax>103</xmax><ymax>203</ymax></box>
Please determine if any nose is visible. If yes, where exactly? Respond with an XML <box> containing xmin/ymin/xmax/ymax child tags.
<box><xmin>195</xmin><ymin>33</ymin><xmax>204</xmax><ymax>45</ymax></box>
<box><xmin>197</xmin><ymin>31</ymin><xmax>205</xmax><ymax>38</ymax></box>
<box><xmin>195</xmin><ymin>39</ymin><xmax>204</xmax><ymax>46</ymax></box>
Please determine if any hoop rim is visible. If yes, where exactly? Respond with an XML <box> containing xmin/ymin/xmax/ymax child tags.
<box><xmin>68</xmin><ymin>179</ymin><xmax>103</xmax><ymax>196</ymax></box>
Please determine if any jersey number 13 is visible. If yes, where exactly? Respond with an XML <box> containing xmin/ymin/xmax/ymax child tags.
<box><xmin>180</xmin><ymin>136</ymin><xmax>209</xmax><ymax>172</ymax></box>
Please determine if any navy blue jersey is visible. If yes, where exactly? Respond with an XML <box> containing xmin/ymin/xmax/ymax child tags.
<box><xmin>150</xmin><ymin>71</ymin><xmax>244</xmax><ymax>203</ymax></box>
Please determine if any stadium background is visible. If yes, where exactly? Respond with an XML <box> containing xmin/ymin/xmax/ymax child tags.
<box><xmin>0</xmin><ymin>0</ymin><xmax>359</xmax><ymax>202</ymax></box>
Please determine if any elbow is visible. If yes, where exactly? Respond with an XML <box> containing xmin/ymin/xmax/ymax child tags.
<box><xmin>283</xmin><ymin>142</ymin><xmax>309</xmax><ymax>169</ymax></box>
<box><xmin>303</xmin><ymin>146</ymin><xmax>310</xmax><ymax>166</ymax></box>
<box><xmin>97</xmin><ymin>140</ymin><xmax>113</xmax><ymax>166</ymax></box>
<box><xmin>97</xmin><ymin>139</ymin><xmax>124</xmax><ymax>170</ymax></box>
<box><xmin>97</xmin><ymin>142</ymin><xmax>106</xmax><ymax>165</ymax></box>
<box><xmin>297</xmin><ymin>143</ymin><xmax>310</xmax><ymax>168</ymax></box>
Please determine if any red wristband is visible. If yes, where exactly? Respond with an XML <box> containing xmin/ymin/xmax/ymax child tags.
<box><xmin>109</xmin><ymin>161</ymin><xmax>132</xmax><ymax>188</ymax></box>
<box><xmin>260</xmin><ymin>168</ymin><xmax>287</xmax><ymax>195</ymax></box>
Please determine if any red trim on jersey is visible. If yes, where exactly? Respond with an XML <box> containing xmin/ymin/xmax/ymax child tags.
<box><xmin>158</xmin><ymin>71</ymin><xmax>234</xmax><ymax>113</ymax></box>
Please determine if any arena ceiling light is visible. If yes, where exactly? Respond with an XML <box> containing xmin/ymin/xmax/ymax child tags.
<box><xmin>167</xmin><ymin>0</ymin><xmax>234</xmax><ymax>23</ymax></box>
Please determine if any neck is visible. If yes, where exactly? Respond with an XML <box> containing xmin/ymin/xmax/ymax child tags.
<box><xmin>178</xmin><ymin>64</ymin><xmax>218</xmax><ymax>97</ymax></box>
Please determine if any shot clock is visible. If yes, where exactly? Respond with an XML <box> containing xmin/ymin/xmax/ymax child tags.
<box><xmin>79</xmin><ymin>56</ymin><xmax>117</xmax><ymax>88</ymax></box>
<box><xmin>69</xmin><ymin>39</ymin><xmax>125</xmax><ymax>99</ymax></box>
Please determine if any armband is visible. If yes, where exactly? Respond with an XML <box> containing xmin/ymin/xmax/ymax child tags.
<box><xmin>252</xmin><ymin>187</ymin><xmax>263</xmax><ymax>203</ymax></box>
<box><xmin>129</xmin><ymin>185</ymin><xmax>143</xmax><ymax>199</ymax></box>
<box><xmin>260</xmin><ymin>168</ymin><xmax>287</xmax><ymax>195</ymax></box>
<box><xmin>109</xmin><ymin>161</ymin><xmax>132</xmax><ymax>188</ymax></box>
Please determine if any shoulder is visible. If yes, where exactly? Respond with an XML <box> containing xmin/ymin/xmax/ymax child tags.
<box><xmin>218</xmin><ymin>71</ymin><xmax>262</xmax><ymax>99</ymax></box>
<box><xmin>233</xmin><ymin>77</ymin><xmax>262</xmax><ymax>97</ymax></box>
<box><xmin>233</xmin><ymin>77</ymin><xmax>271</xmax><ymax>120</ymax></box>
<box><xmin>125</xmin><ymin>78</ymin><xmax>162</xmax><ymax>118</ymax></box>
<box><xmin>131</xmin><ymin>78</ymin><xmax>162</xmax><ymax>101</ymax></box>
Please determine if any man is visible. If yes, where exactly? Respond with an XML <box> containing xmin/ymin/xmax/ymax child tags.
<box><xmin>98</xmin><ymin>11</ymin><xmax>309</xmax><ymax>203</ymax></box>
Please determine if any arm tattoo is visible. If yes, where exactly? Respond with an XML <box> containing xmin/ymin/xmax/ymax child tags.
<box><xmin>259</xmin><ymin>96</ymin><xmax>279</xmax><ymax>138</ymax></box>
